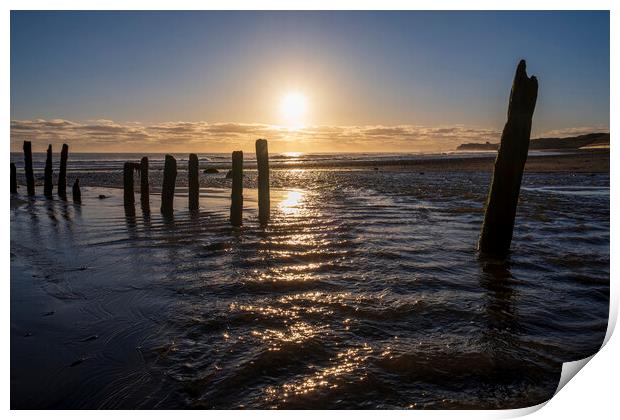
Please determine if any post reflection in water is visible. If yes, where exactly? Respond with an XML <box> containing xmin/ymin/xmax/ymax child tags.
<box><xmin>479</xmin><ymin>257</ymin><xmax>517</xmax><ymax>337</ymax></box>
<box><xmin>142</xmin><ymin>199</ymin><xmax>151</xmax><ymax>221</ymax></box>
<box><xmin>125</xmin><ymin>204</ymin><xmax>137</xmax><ymax>238</ymax></box>
<box><xmin>126</xmin><ymin>218</ymin><xmax>138</xmax><ymax>241</ymax></box>
<box><xmin>45</xmin><ymin>199</ymin><xmax>58</xmax><ymax>224</ymax></box>
<box><xmin>478</xmin><ymin>258</ymin><xmax>519</xmax><ymax>383</ymax></box>
<box><xmin>73</xmin><ymin>200</ymin><xmax>82</xmax><ymax>220</ymax></box>
<box><xmin>58</xmin><ymin>199</ymin><xmax>72</xmax><ymax>222</ymax></box>
<box><xmin>477</xmin><ymin>257</ymin><xmax>560</xmax><ymax>406</ymax></box>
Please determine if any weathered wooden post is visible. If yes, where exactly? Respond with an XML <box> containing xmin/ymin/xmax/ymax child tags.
<box><xmin>58</xmin><ymin>143</ymin><xmax>69</xmax><ymax>198</ymax></box>
<box><xmin>23</xmin><ymin>141</ymin><xmax>35</xmax><ymax>196</ymax></box>
<box><xmin>188</xmin><ymin>153</ymin><xmax>199</xmax><ymax>211</ymax></box>
<box><xmin>479</xmin><ymin>60</ymin><xmax>538</xmax><ymax>257</ymax></box>
<box><xmin>72</xmin><ymin>178</ymin><xmax>81</xmax><ymax>203</ymax></box>
<box><xmin>230</xmin><ymin>151</ymin><xmax>243</xmax><ymax>227</ymax></box>
<box><xmin>161</xmin><ymin>154</ymin><xmax>177</xmax><ymax>216</ymax></box>
<box><xmin>10</xmin><ymin>163</ymin><xmax>17</xmax><ymax>193</ymax></box>
<box><xmin>140</xmin><ymin>156</ymin><xmax>149</xmax><ymax>209</ymax></box>
<box><xmin>255</xmin><ymin>139</ymin><xmax>270</xmax><ymax>224</ymax></box>
<box><xmin>44</xmin><ymin>144</ymin><xmax>53</xmax><ymax>197</ymax></box>
<box><xmin>123</xmin><ymin>162</ymin><xmax>135</xmax><ymax>208</ymax></box>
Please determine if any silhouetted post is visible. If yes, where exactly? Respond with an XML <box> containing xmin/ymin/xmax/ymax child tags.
<box><xmin>230</xmin><ymin>151</ymin><xmax>243</xmax><ymax>227</ymax></box>
<box><xmin>58</xmin><ymin>143</ymin><xmax>69</xmax><ymax>198</ymax></box>
<box><xmin>44</xmin><ymin>144</ymin><xmax>53</xmax><ymax>197</ymax></box>
<box><xmin>123</xmin><ymin>162</ymin><xmax>135</xmax><ymax>208</ymax></box>
<box><xmin>161</xmin><ymin>154</ymin><xmax>177</xmax><ymax>216</ymax></box>
<box><xmin>255</xmin><ymin>139</ymin><xmax>270</xmax><ymax>224</ymax></box>
<box><xmin>72</xmin><ymin>178</ymin><xmax>81</xmax><ymax>203</ymax></box>
<box><xmin>479</xmin><ymin>60</ymin><xmax>538</xmax><ymax>257</ymax></box>
<box><xmin>140</xmin><ymin>156</ymin><xmax>149</xmax><ymax>209</ymax></box>
<box><xmin>188</xmin><ymin>153</ymin><xmax>199</xmax><ymax>211</ymax></box>
<box><xmin>10</xmin><ymin>163</ymin><xmax>17</xmax><ymax>193</ymax></box>
<box><xmin>23</xmin><ymin>141</ymin><xmax>35</xmax><ymax>196</ymax></box>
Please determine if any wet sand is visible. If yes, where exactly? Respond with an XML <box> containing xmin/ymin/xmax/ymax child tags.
<box><xmin>348</xmin><ymin>149</ymin><xmax>609</xmax><ymax>173</ymax></box>
<box><xmin>10</xmin><ymin>167</ymin><xmax>609</xmax><ymax>409</ymax></box>
<box><xmin>11</xmin><ymin>187</ymin><xmax>291</xmax><ymax>408</ymax></box>
<box><xmin>220</xmin><ymin>149</ymin><xmax>609</xmax><ymax>172</ymax></box>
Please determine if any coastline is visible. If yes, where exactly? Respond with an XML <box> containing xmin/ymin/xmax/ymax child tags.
<box><xmin>263</xmin><ymin>149</ymin><xmax>609</xmax><ymax>172</ymax></box>
<box><xmin>9</xmin><ymin>150</ymin><xmax>610</xmax><ymax>193</ymax></box>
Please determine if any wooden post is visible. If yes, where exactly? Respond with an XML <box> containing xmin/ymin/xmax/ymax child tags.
<box><xmin>230</xmin><ymin>151</ymin><xmax>243</xmax><ymax>227</ymax></box>
<box><xmin>255</xmin><ymin>139</ymin><xmax>270</xmax><ymax>224</ymax></box>
<box><xmin>58</xmin><ymin>143</ymin><xmax>69</xmax><ymax>198</ymax></box>
<box><xmin>23</xmin><ymin>141</ymin><xmax>35</xmax><ymax>196</ymax></box>
<box><xmin>44</xmin><ymin>144</ymin><xmax>53</xmax><ymax>197</ymax></box>
<box><xmin>140</xmin><ymin>156</ymin><xmax>149</xmax><ymax>209</ymax></box>
<box><xmin>188</xmin><ymin>153</ymin><xmax>199</xmax><ymax>211</ymax></box>
<box><xmin>72</xmin><ymin>178</ymin><xmax>81</xmax><ymax>203</ymax></box>
<box><xmin>479</xmin><ymin>60</ymin><xmax>538</xmax><ymax>257</ymax></box>
<box><xmin>161</xmin><ymin>154</ymin><xmax>177</xmax><ymax>216</ymax></box>
<box><xmin>10</xmin><ymin>163</ymin><xmax>17</xmax><ymax>193</ymax></box>
<box><xmin>123</xmin><ymin>162</ymin><xmax>135</xmax><ymax>208</ymax></box>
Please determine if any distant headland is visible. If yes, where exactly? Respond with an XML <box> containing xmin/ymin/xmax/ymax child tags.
<box><xmin>457</xmin><ymin>132</ymin><xmax>610</xmax><ymax>151</ymax></box>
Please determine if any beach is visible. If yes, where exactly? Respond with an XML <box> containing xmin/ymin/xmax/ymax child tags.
<box><xmin>8</xmin><ymin>7</ymin><xmax>613</xmax><ymax>412</ymax></box>
<box><xmin>10</xmin><ymin>150</ymin><xmax>609</xmax><ymax>408</ymax></box>
<box><xmin>9</xmin><ymin>149</ymin><xmax>610</xmax><ymax>191</ymax></box>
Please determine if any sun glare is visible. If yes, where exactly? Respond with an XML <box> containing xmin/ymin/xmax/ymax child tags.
<box><xmin>279</xmin><ymin>92</ymin><xmax>308</xmax><ymax>129</ymax></box>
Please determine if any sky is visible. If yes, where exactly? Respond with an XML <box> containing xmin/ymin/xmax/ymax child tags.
<box><xmin>10</xmin><ymin>11</ymin><xmax>610</xmax><ymax>153</ymax></box>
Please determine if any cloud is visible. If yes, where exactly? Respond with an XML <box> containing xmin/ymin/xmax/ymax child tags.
<box><xmin>10</xmin><ymin>118</ymin><xmax>607</xmax><ymax>153</ymax></box>
<box><xmin>534</xmin><ymin>126</ymin><xmax>610</xmax><ymax>138</ymax></box>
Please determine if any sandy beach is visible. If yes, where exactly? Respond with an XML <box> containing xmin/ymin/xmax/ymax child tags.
<box><xmin>9</xmin><ymin>149</ymin><xmax>611</xmax><ymax>196</ymax></box>
<box><xmin>262</xmin><ymin>150</ymin><xmax>610</xmax><ymax>173</ymax></box>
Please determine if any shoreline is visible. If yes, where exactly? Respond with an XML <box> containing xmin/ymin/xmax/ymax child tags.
<box><xmin>10</xmin><ymin>150</ymin><xmax>610</xmax><ymax>183</ymax></box>
<box><xmin>262</xmin><ymin>149</ymin><xmax>609</xmax><ymax>172</ymax></box>
<box><xmin>9</xmin><ymin>149</ymin><xmax>609</xmax><ymax>192</ymax></box>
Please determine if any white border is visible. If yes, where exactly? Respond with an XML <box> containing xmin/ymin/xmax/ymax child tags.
<box><xmin>3</xmin><ymin>1</ymin><xmax>616</xmax><ymax>418</ymax></box>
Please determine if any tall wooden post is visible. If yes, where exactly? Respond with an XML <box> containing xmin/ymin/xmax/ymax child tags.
<box><xmin>230</xmin><ymin>151</ymin><xmax>243</xmax><ymax>227</ymax></box>
<box><xmin>255</xmin><ymin>139</ymin><xmax>270</xmax><ymax>224</ymax></box>
<box><xmin>188</xmin><ymin>153</ymin><xmax>199</xmax><ymax>211</ymax></box>
<box><xmin>479</xmin><ymin>60</ymin><xmax>538</xmax><ymax>257</ymax></box>
<box><xmin>23</xmin><ymin>141</ymin><xmax>35</xmax><ymax>196</ymax></box>
<box><xmin>10</xmin><ymin>163</ymin><xmax>17</xmax><ymax>193</ymax></box>
<box><xmin>44</xmin><ymin>144</ymin><xmax>53</xmax><ymax>197</ymax></box>
<box><xmin>72</xmin><ymin>178</ymin><xmax>81</xmax><ymax>203</ymax></box>
<box><xmin>161</xmin><ymin>154</ymin><xmax>177</xmax><ymax>216</ymax></box>
<box><xmin>58</xmin><ymin>143</ymin><xmax>69</xmax><ymax>198</ymax></box>
<box><xmin>123</xmin><ymin>162</ymin><xmax>135</xmax><ymax>208</ymax></box>
<box><xmin>140</xmin><ymin>156</ymin><xmax>149</xmax><ymax>209</ymax></box>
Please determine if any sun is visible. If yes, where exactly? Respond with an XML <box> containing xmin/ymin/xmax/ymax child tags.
<box><xmin>279</xmin><ymin>92</ymin><xmax>308</xmax><ymax>128</ymax></box>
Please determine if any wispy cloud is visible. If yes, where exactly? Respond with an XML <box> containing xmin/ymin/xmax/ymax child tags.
<box><xmin>10</xmin><ymin>119</ymin><xmax>608</xmax><ymax>153</ymax></box>
<box><xmin>535</xmin><ymin>126</ymin><xmax>610</xmax><ymax>138</ymax></box>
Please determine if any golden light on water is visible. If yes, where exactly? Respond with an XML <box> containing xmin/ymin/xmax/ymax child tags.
<box><xmin>228</xmin><ymin>292</ymin><xmax>378</xmax><ymax>403</ymax></box>
<box><xmin>279</xmin><ymin>190</ymin><xmax>304</xmax><ymax>215</ymax></box>
<box><xmin>264</xmin><ymin>344</ymin><xmax>373</xmax><ymax>402</ymax></box>
<box><xmin>281</xmin><ymin>151</ymin><xmax>303</xmax><ymax>158</ymax></box>
<box><xmin>251</xmin><ymin>322</ymin><xmax>319</xmax><ymax>351</ymax></box>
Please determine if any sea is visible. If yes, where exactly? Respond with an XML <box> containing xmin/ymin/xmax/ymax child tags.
<box><xmin>10</xmin><ymin>151</ymin><xmax>609</xmax><ymax>408</ymax></box>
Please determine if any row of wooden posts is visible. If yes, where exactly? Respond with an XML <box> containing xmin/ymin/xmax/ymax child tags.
<box><xmin>10</xmin><ymin>138</ymin><xmax>270</xmax><ymax>227</ymax></box>
<box><xmin>122</xmin><ymin>138</ymin><xmax>270</xmax><ymax>227</ymax></box>
<box><xmin>10</xmin><ymin>141</ymin><xmax>81</xmax><ymax>202</ymax></box>
<box><xmin>10</xmin><ymin>60</ymin><xmax>538</xmax><ymax>257</ymax></box>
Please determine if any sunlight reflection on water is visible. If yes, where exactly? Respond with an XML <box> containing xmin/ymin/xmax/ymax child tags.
<box><xmin>278</xmin><ymin>190</ymin><xmax>305</xmax><ymax>215</ymax></box>
<box><xmin>264</xmin><ymin>344</ymin><xmax>373</xmax><ymax>404</ymax></box>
